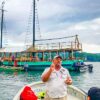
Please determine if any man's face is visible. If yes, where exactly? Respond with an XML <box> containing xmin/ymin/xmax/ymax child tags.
<box><xmin>53</xmin><ymin>57</ymin><xmax>62</xmax><ymax>66</ymax></box>
<box><xmin>87</xmin><ymin>96</ymin><xmax>90</xmax><ymax>100</ymax></box>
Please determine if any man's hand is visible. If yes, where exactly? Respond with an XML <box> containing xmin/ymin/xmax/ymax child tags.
<box><xmin>50</xmin><ymin>63</ymin><xmax>55</xmax><ymax>72</ymax></box>
<box><xmin>65</xmin><ymin>77</ymin><xmax>72</xmax><ymax>85</ymax></box>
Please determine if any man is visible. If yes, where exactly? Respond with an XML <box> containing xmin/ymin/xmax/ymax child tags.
<box><xmin>41</xmin><ymin>55</ymin><xmax>72</xmax><ymax>100</ymax></box>
<box><xmin>87</xmin><ymin>87</ymin><xmax>100</xmax><ymax>100</ymax></box>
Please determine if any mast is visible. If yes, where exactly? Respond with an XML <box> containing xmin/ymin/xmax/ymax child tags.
<box><xmin>33</xmin><ymin>0</ymin><xmax>35</xmax><ymax>49</ymax></box>
<box><xmin>0</xmin><ymin>1</ymin><xmax>5</xmax><ymax>48</ymax></box>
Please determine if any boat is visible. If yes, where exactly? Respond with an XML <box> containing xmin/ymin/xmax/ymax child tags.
<box><xmin>13</xmin><ymin>81</ymin><xmax>87</xmax><ymax>100</ymax></box>
<box><xmin>0</xmin><ymin>66</ymin><xmax>23</xmax><ymax>72</ymax></box>
<box><xmin>0</xmin><ymin>37</ymin><xmax>84</xmax><ymax>71</ymax></box>
<box><xmin>77</xmin><ymin>64</ymin><xmax>93</xmax><ymax>73</ymax></box>
<box><xmin>79</xmin><ymin>66</ymin><xmax>88</xmax><ymax>73</ymax></box>
<box><xmin>0</xmin><ymin>0</ymin><xmax>85</xmax><ymax>71</ymax></box>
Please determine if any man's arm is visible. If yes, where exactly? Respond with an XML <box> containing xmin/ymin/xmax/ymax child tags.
<box><xmin>41</xmin><ymin>63</ymin><xmax>55</xmax><ymax>82</ymax></box>
<box><xmin>64</xmin><ymin>69</ymin><xmax>72</xmax><ymax>85</ymax></box>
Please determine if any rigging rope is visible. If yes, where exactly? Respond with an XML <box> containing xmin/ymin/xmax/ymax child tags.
<box><xmin>24</xmin><ymin>2</ymin><xmax>33</xmax><ymax>48</ymax></box>
<box><xmin>35</xmin><ymin>35</ymin><xmax>75</xmax><ymax>41</ymax></box>
<box><xmin>35</xmin><ymin>2</ymin><xmax>41</xmax><ymax>39</ymax></box>
<box><xmin>3</xmin><ymin>15</ymin><xmax>9</xmax><ymax>46</ymax></box>
<box><xmin>24</xmin><ymin>0</ymin><xmax>41</xmax><ymax>48</ymax></box>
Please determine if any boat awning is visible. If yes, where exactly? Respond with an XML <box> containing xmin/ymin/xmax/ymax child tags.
<box><xmin>0</xmin><ymin>48</ymin><xmax>5</xmax><ymax>52</ymax></box>
<box><xmin>25</xmin><ymin>46</ymin><xmax>38</xmax><ymax>52</ymax></box>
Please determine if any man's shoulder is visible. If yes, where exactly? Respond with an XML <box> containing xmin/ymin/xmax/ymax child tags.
<box><xmin>41</xmin><ymin>67</ymin><xmax>50</xmax><ymax>76</ymax></box>
<box><xmin>60</xmin><ymin>67</ymin><xmax>69</xmax><ymax>74</ymax></box>
<box><xmin>61</xmin><ymin>66</ymin><xmax>68</xmax><ymax>71</ymax></box>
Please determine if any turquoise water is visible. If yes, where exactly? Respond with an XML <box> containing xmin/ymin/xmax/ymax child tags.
<box><xmin>0</xmin><ymin>62</ymin><xmax>100</xmax><ymax>100</ymax></box>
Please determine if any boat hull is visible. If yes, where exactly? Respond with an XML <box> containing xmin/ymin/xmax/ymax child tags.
<box><xmin>13</xmin><ymin>81</ymin><xmax>87</xmax><ymax>100</ymax></box>
<box><xmin>3</xmin><ymin>60</ymin><xmax>84</xmax><ymax>71</ymax></box>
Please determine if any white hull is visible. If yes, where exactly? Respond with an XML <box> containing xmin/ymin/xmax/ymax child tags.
<box><xmin>13</xmin><ymin>81</ymin><xmax>87</xmax><ymax>100</ymax></box>
<box><xmin>79</xmin><ymin>66</ymin><xmax>88</xmax><ymax>72</ymax></box>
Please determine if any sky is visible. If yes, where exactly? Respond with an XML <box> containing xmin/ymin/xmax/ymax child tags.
<box><xmin>0</xmin><ymin>0</ymin><xmax>100</xmax><ymax>53</ymax></box>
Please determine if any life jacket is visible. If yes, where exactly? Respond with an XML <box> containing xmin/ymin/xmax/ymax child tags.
<box><xmin>20</xmin><ymin>86</ymin><xmax>37</xmax><ymax>100</ymax></box>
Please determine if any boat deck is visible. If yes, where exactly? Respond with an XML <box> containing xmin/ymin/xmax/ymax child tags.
<box><xmin>37</xmin><ymin>93</ymin><xmax>83</xmax><ymax>100</ymax></box>
<box><xmin>68</xmin><ymin>94</ymin><xmax>80</xmax><ymax>100</ymax></box>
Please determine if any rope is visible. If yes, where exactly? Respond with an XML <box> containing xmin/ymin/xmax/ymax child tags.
<box><xmin>35</xmin><ymin>35</ymin><xmax>76</xmax><ymax>41</ymax></box>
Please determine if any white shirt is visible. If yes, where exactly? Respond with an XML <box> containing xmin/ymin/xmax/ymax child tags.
<box><xmin>41</xmin><ymin>67</ymin><xmax>71</xmax><ymax>98</ymax></box>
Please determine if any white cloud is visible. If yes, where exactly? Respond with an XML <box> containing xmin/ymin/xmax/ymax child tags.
<box><xmin>3</xmin><ymin>16</ymin><xmax>100</xmax><ymax>53</ymax></box>
<box><xmin>38</xmin><ymin>0</ymin><xmax>73</xmax><ymax>20</ymax></box>
<box><xmin>83</xmin><ymin>43</ymin><xmax>100</xmax><ymax>53</ymax></box>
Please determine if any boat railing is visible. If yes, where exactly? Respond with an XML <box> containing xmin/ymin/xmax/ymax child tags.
<box><xmin>35</xmin><ymin>41</ymin><xmax>82</xmax><ymax>51</ymax></box>
<box><xmin>67</xmin><ymin>85</ymin><xmax>87</xmax><ymax>100</ymax></box>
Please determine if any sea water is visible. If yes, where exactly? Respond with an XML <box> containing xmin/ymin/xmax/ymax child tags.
<box><xmin>0</xmin><ymin>62</ymin><xmax>100</xmax><ymax>100</ymax></box>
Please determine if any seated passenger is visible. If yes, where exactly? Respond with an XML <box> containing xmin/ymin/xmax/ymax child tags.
<box><xmin>87</xmin><ymin>87</ymin><xmax>100</xmax><ymax>100</ymax></box>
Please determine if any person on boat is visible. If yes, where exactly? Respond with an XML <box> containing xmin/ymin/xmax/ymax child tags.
<box><xmin>41</xmin><ymin>55</ymin><xmax>72</xmax><ymax>100</ymax></box>
<box><xmin>0</xmin><ymin>57</ymin><xmax>3</xmax><ymax>66</ymax></box>
<box><xmin>87</xmin><ymin>87</ymin><xmax>100</xmax><ymax>100</ymax></box>
<box><xmin>14</xmin><ymin>59</ymin><xmax>18</xmax><ymax>67</ymax></box>
<box><xmin>35</xmin><ymin>56</ymin><xmax>40</xmax><ymax>61</ymax></box>
<box><xmin>12</xmin><ymin>55</ymin><xmax>15</xmax><ymax>61</ymax></box>
<box><xmin>30</xmin><ymin>55</ymin><xmax>33</xmax><ymax>61</ymax></box>
<box><xmin>0</xmin><ymin>57</ymin><xmax>2</xmax><ymax>66</ymax></box>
